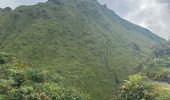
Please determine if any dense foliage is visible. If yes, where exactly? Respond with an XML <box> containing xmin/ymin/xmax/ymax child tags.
<box><xmin>0</xmin><ymin>52</ymin><xmax>89</xmax><ymax>100</ymax></box>
<box><xmin>120</xmin><ymin>75</ymin><xmax>156</xmax><ymax>100</ymax></box>
<box><xmin>120</xmin><ymin>74</ymin><xmax>170</xmax><ymax>100</ymax></box>
<box><xmin>119</xmin><ymin>41</ymin><xmax>170</xmax><ymax>100</ymax></box>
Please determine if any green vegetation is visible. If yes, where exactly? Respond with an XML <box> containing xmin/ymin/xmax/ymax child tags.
<box><xmin>120</xmin><ymin>75</ymin><xmax>156</xmax><ymax>100</ymax></box>
<box><xmin>120</xmin><ymin>74</ymin><xmax>170</xmax><ymax>100</ymax></box>
<box><xmin>141</xmin><ymin>41</ymin><xmax>170</xmax><ymax>82</ymax></box>
<box><xmin>0</xmin><ymin>0</ymin><xmax>165</xmax><ymax>99</ymax></box>
<box><xmin>0</xmin><ymin>52</ymin><xmax>89</xmax><ymax>100</ymax></box>
<box><xmin>119</xmin><ymin>40</ymin><xmax>170</xmax><ymax>100</ymax></box>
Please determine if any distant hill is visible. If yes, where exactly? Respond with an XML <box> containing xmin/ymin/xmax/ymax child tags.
<box><xmin>0</xmin><ymin>0</ymin><xmax>165</xmax><ymax>99</ymax></box>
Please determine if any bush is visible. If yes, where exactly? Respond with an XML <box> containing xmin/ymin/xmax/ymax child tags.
<box><xmin>0</xmin><ymin>79</ymin><xmax>15</xmax><ymax>94</ymax></box>
<box><xmin>7</xmin><ymin>86</ymin><xmax>44</xmax><ymax>100</ymax></box>
<box><xmin>28</xmin><ymin>69</ymin><xmax>49</xmax><ymax>83</ymax></box>
<box><xmin>145</xmin><ymin>69</ymin><xmax>170</xmax><ymax>82</ymax></box>
<box><xmin>153</xmin><ymin>71</ymin><xmax>169</xmax><ymax>81</ymax></box>
<box><xmin>0</xmin><ymin>52</ymin><xmax>14</xmax><ymax>64</ymax></box>
<box><xmin>120</xmin><ymin>74</ymin><xmax>156</xmax><ymax>100</ymax></box>
<box><xmin>13</xmin><ymin>71</ymin><xmax>26</xmax><ymax>88</ymax></box>
<box><xmin>35</xmin><ymin>83</ymin><xmax>89</xmax><ymax>100</ymax></box>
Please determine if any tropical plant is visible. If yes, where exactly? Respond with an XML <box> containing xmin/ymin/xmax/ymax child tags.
<box><xmin>120</xmin><ymin>74</ymin><xmax>155</xmax><ymax>100</ymax></box>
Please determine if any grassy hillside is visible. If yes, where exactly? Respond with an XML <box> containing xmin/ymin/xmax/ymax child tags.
<box><xmin>0</xmin><ymin>0</ymin><xmax>164</xmax><ymax>99</ymax></box>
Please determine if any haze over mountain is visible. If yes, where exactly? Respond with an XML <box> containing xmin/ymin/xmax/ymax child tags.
<box><xmin>0</xmin><ymin>0</ymin><xmax>165</xmax><ymax>99</ymax></box>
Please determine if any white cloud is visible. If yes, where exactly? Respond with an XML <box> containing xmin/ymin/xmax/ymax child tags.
<box><xmin>98</xmin><ymin>0</ymin><xmax>170</xmax><ymax>39</ymax></box>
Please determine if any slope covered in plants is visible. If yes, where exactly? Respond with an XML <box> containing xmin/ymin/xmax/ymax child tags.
<box><xmin>119</xmin><ymin>41</ymin><xmax>170</xmax><ymax>100</ymax></box>
<box><xmin>120</xmin><ymin>74</ymin><xmax>170</xmax><ymax>100</ymax></box>
<box><xmin>0</xmin><ymin>0</ymin><xmax>165</xmax><ymax>99</ymax></box>
<box><xmin>0</xmin><ymin>52</ymin><xmax>89</xmax><ymax>100</ymax></box>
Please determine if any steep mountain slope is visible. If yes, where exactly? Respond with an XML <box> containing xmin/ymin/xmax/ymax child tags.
<box><xmin>0</xmin><ymin>0</ymin><xmax>164</xmax><ymax>99</ymax></box>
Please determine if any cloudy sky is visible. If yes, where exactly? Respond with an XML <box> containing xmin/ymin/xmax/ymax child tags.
<box><xmin>98</xmin><ymin>0</ymin><xmax>170</xmax><ymax>39</ymax></box>
<box><xmin>0</xmin><ymin>0</ymin><xmax>169</xmax><ymax>39</ymax></box>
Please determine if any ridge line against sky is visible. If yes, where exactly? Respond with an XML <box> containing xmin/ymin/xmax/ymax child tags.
<box><xmin>0</xmin><ymin>0</ymin><xmax>169</xmax><ymax>39</ymax></box>
<box><xmin>98</xmin><ymin>0</ymin><xmax>170</xmax><ymax>39</ymax></box>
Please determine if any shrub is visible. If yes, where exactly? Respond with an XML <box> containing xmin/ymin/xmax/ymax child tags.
<box><xmin>0</xmin><ymin>52</ymin><xmax>14</xmax><ymax>64</ymax></box>
<box><xmin>120</xmin><ymin>74</ymin><xmax>156</xmax><ymax>100</ymax></box>
<box><xmin>28</xmin><ymin>69</ymin><xmax>49</xmax><ymax>83</ymax></box>
<box><xmin>0</xmin><ymin>79</ymin><xmax>15</xmax><ymax>94</ymax></box>
<box><xmin>7</xmin><ymin>89</ymin><xmax>20</xmax><ymax>100</ymax></box>
<box><xmin>35</xmin><ymin>83</ymin><xmax>89</xmax><ymax>100</ymax></box>
<box><xmin>153</xmin><ymin>71</ymin><xmax>168</xmax><ymax>81</ymax></box>
<box><xmin>7</xmin><ymin>86</ymin><xmax>45</xmax><ymax>100</ymax></box>
<box><xmin>13</xmin><ymin>71</ymin><xmax>26</xmax><ymax>88</ymax></box>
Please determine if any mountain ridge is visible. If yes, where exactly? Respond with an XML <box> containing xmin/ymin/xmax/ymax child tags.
<box><xmin>0</xmin><ymin>0</ymin><xmax>165</xmax><ymax>99</ymax></box>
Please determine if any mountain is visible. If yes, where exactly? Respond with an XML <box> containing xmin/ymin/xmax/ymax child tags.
<box><xmin>0</xmin><ymin>0</ymin><xmax>165</xmax><ymax>99</ymax></box>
